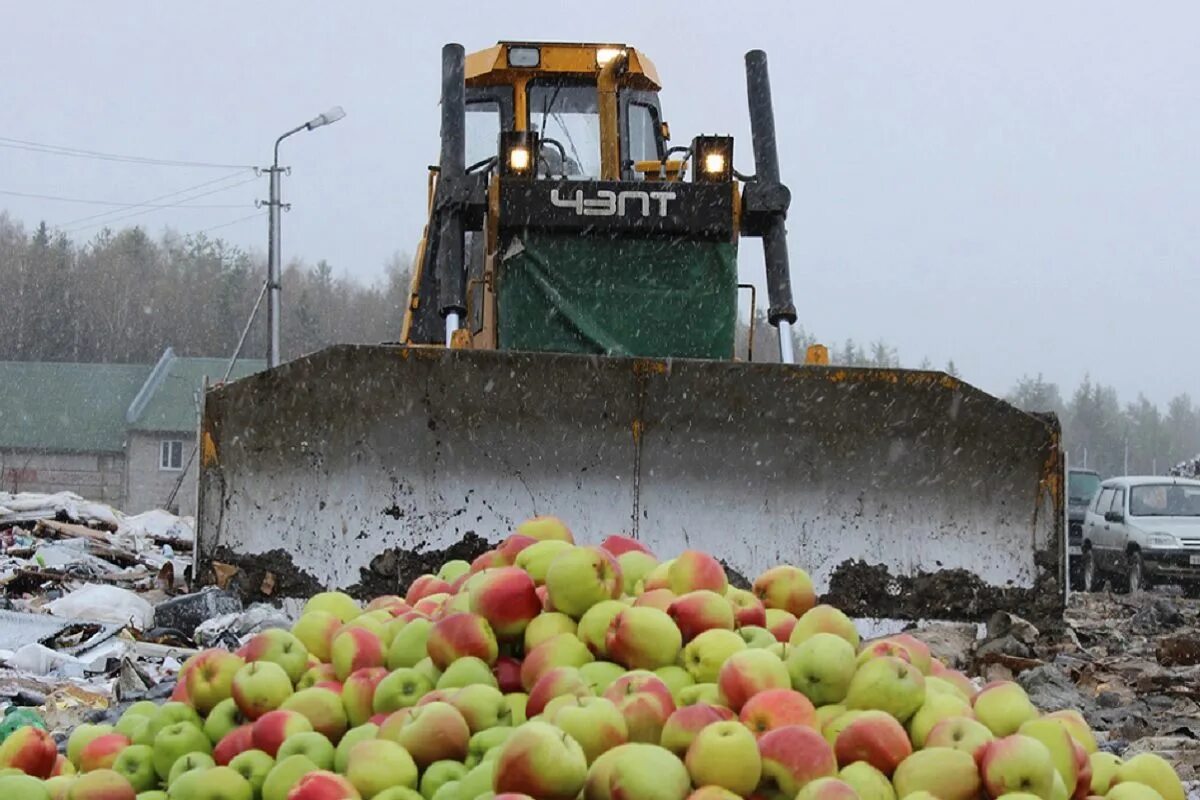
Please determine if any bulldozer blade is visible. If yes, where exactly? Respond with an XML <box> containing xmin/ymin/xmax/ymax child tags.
<box><xmin>197</xmin><ymin>345</ymin><xmax>1064</xmax><ymax>622</ymax></box>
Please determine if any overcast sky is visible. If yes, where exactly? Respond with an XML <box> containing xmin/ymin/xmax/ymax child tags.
<box><xmin>3</xmin><ymin>2</ymin><xmax>1197</xmax><ymax>405</ymax></box>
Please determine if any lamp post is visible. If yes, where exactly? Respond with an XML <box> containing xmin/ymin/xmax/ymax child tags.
<box><xmin>265</xmin><ymin>106</ymin><xmax>346</xmax><ymax>368</ymax></box>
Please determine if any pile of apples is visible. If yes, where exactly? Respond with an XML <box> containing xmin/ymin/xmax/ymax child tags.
<box><xmin>0</xmin><ymin>517</ymin><xmax>1188</xmax><ymax>800</ymax></box>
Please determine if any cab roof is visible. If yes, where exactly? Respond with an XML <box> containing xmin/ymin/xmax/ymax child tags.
<box><xmin>1101</xmin><ymin>475</ymin><xmax>1200</xmax><ymax>488</ymax></box>
<box><xmin>465</xmin><ymin>41</ymin><xmax>662</xmax><ymax>91</ymax></box>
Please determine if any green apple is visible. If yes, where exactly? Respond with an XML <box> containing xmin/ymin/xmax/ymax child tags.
<box><xmin>786</xmin><ymin>632</ymin><xmax>857</xmax><ymax>706</ymax></box>
<box><xmin>437</xmin><ymin>656</ymin><xmax>498</xmax><ymax>689</ymax></box>
<box><xmin>111</xmin><ymin>744</ymin><xmax>157</xmax><ymax>792</ymax></box>
<box><xmin>178</xmin><ymin>765</ymin><xmax>254</xmax><ymax>800</ymax></box>
<box><xmin>386</xmin><ymin>618</ymin><xmax>433</xmax><ymax>670</ymax></box>
<box><xmin>0</xmin><ymin>773</ymin><xmax>49</xmax><ymax>799</ymax></box>
<box><xmin>302</xmin><ymin>591</ymin><xmax>361</xmax><ymax>622</ymax></box>
<box><xmin>493</xmin><ymin>721</ymin><xmax>588</xmax><ymax>798</ymax></box>
<box><xmin>840</xmin><ymin>761</ymin><xmax>896</xmax><ymax>800</ymax></box>
<box><xmin>546</xmin><ymin>696</ymin><xmax>628</xmax><ymax>764</ymax></box>
<box><xmin>261</xmin><ymin>754</ymin><xmax>318</xmax><ymax>800</ymax></box>
<box><xmin>514</xmin><ymin>540</ymin><xmax>573</xmax><ymax>584</ymax></box>
<box><xmin>333</xmin><ymin>724</ymin><xmax>379</xmax><ymax>773</ymax></box>
<box><xmin>504</xmin><ymin>693</ymin><xmax>528</xmax><ymax>726</ymax></box>
<box><xmin>115</xmin><ymin>714</ymin><xmax>150</xmax><ymax>744</ymax></box>
<box><xmin>1018</xmin><ymin>718</ymin><xmax>1081</xmax><ymax>797</ymax></box>
<box><xmin>434</xmin><ymin>559</ymin><xmax>469</xmax><ymax>581</ymax></box>
<box><xmin>682</xmin><ymin>629</ymin><xmax>746</xmax><ymax>684</ymax></box>
<box><xmin>275</xmin><ymin>732</ymin><xmax>334</xmax><ymax>770</ymax></box>
<box><xmin>893</xmin><ymin>748</ymin><xmax>982</xmax><ymax>800</ymax></box>
<box><xmin>44</xmin><ymin>775</ymin><xmax>73</xmax><ymax>799</ymax></box>
<box><xmin>587</xmin><ymin>743</ymin><xmax>691</xmax><ymax>800</ymax></box>
<box><xmin>231</xmin><ymin>661</ymin><xmax>294</xmax><ymax>720</ymax></box>
<box><xmin>239</xmin><ymin>629</ymin><xmax>311</xmax><ymax>684</ymax></box>
<box><xmin>980</xmin><ymin>735</ymin><xmax>1058</xmax><ymax>799</ymax></box>
<box><xmin>203</xmin><ymin>698</ymin><xmax>246</xmax><ymax>744</ymax></box>
<box><xmin>605</xmin><ymin>607</ymin><xmax>683</xmax><ymax>671</ymax></box>
<box><xmin>618</xmin><ymin>551</ymin><xmax>659</xmax><ymax>595</ymax></box>
<box><xmin>677</xmin><ymin>683</ymin><xmax>722</xmax><ymax>706</ymax></box>
<box><xmin>374</xmin><ymin>668</ymin><xmax>434</xmax><ymax>714</ymax></box>
<box><xmin>372</xmin><ymin>787</ymin><xmax>425</xmax><ymax>800</ymax></box>
<box><xmin>909</xmin><ymin>692</ymin><xmax>973</xmax><ymax>748</ymax></box>
<box><xmin>545</xmin><ymin>547</ymin><xmax>622</xmax><ymax>618</ymax></box>
<box><xmin>843</xmin><ymin>656</ymin><xmax>925</xmax><ymax>722</ymax></box>
<box><xmin>457</xmin><ymin>760</ymin><xmax>496</xmax><ymax>800</ymax></box>
<box><xmin>166</xmin><ymin>751</ymin><xmax>214</xmax><ymax>786</ymax></box>
<box><xmin>523</xmin><ymin>613</ymin><xmax>577</xmax><ymax>652</ymax></box>
<box><xmin>684</xmin><ymin>720</ymin><xmax>762</xmax><ymax>796</ymax></box>
<box><xmin>973</xmin><ymin>682</ymin><xmax>1038</xmax><ymax>736</ymax></box>
<box><xmin>449</xmin><ymin>684</ymin><xmax>511</xmax><ymax>732</ymax></box>
<box><xmin>739</xmin><ymin>625</ymin><xmax>776</xmax><ymax>649</ymax></box>
<box><xmin>465</xmin><ymin>727</ymin><xmax>513</xmax><ymax>769</ymax></box>
<box><xmin>291</xmin><ymin>611</ymin><xmax>342</xmax><ymax>663</ymax></box>
<box><xmin>139</xmin><ymin>702</ymin><xmax>201</xmax><ymax>747</ymax></box>
<box><xmin>413</xmin><ymin>657</ymin><xmax>443</xmax><ymax>686</ymax></box>
<box><xmin>1107</xmin><ymin>783</ymin><xmax>1168</xmax><ymax>800</ymax></box>
<box><xmin>345</xmin><ymin>739</ymin><xmax>419</xmax><ymax>797</ymax></box>
<box><xmin>420</xmin><ymin>760</ymin><xmax>468</xmax><ymax>800</ymax></box>
<box><xmin>1090</xmin><ymin>752</ymin><xmax>1123</xmax><ymax>795</ymax></box>
<box><xmin>136</xmin><ymin>791</ymin><xmax>169</xmax><ymax>800</ymax></box>
<box><xmin>430</xmin><ymin>779</ymin><xmax>461</xmax><ymax>800</ymax></box>
<box><xmin>791</xmin><ymin>604</ymin><xmax>861</xmax><ymax>648</ymax></box>
<box><xmin>228</xmin><ymin>749</ymin><xmax>275</xmax><ymax>797</ymax></box>
<box><xmin>153</xmin><ymin>722</ymin><xmax>212</xmax><ymax>780</ymax></box>
<box><xmin>579</xmin><ymin>661</ymin><xmax>626</xmax><ymax>694</ymax></box>
<box><xmin>1112</xmin><ymin>753</ymin><xmax>1185</xmax><ymax>800</ymax></box>
<box><xmin>653</xmin><ymin>665</ymin><xmax>694</xmax><ymax>703</ymax></box>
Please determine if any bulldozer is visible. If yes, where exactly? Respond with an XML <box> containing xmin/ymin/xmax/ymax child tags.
<box><xmin>196</xmin><ymin>42</ymin><xmax>1065</xmax><ymax>622</ymax></box>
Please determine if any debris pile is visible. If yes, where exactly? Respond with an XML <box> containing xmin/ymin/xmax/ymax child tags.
<box><xmin>961</xmin><ymin>591</ymin><xmax>1200</xmax><ymax>785</ymax></box>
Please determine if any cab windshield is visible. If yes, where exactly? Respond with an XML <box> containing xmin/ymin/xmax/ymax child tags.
<box><xmin>1129</xmin><ymin>484</ymin><xmax>1200</xmax><ymax>517</ymax></box>
<box><xmin>528</xmin><ymin>83</ymin><xmax>600</xmax><ymax>178</ymax></box>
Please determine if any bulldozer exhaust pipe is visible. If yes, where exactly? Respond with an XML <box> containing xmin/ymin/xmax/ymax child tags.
<box><xmin>437</xmin><ymin>43</ymin><xmax>467</xmax><ymax>342</ymax></box>
<box><xmin>745</xmin><ymin>49</ymin><xmax>798</xmax><ymax>362</ymax></box>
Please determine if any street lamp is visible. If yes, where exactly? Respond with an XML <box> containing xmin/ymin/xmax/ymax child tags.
<box><xmin>265</xmin><ymin>106</ymin><xmax>346</xmax><ymax>368</ymax></box>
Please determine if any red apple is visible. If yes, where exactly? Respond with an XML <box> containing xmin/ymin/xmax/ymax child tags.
<box><xmin>427</xmin><ymin>613</ymin><xmax>499</xmax><ymax>670</ymax></box>
<box><xmin>251</xmin><ymin>710</ymin><xmax>313</xmax><ymax>757</ymax></box>
<box><xmin>668</xmin><ymin>551</ymin><xmax>728</xmax><ymax>595</ymax></box>
<box><xmin>287</xmin><ymin>770</ymin><xmax>361</xmax><ymax>799</ymax></box>
<box><xmin>0</xmin><ymin>725</ymin><xmax>58</xmax><ymax>778</ymax></box>
<box><xmin>668</xmin><ymin>591</ymin><xmax>736</xmax><ymax>642</ymax></box>
<box><xmin>758</xmin><ymin>724</ymin><xmax>838</xmax><ymax>798</ymax></box>
<box><xmin>740</xmin><ymin>689</ymin><xmax>817</xmax><ymax>737</ymax></box>
<box><xmin>406</xmin><ymin>575</ymin><xmax>452</xmax><ymax>605</ymax></box>
<box><xmin>341</xmin><ymin>667</ymin><xmax>389</xmax><ymax>728</ymax></box>
<box><xmin>753</xmin><ymin>565</ymin><xmax>816</xmax><ymax>616</ymax></box>
<box><xmin>661</xmin><ymin>704</ymin><xmax>737</xmax><ymax>756</ymax></box>
<box><xmin>494</xmin><ymin>656</ymin><xmax>523</xmax><ymax>693</ymax></box>
<box><xmin>599</xmin><ymin>535</ymin><xmax>654</xmax><ymax>557</ymax></box>
<box><xmin>78</xmin><ymin>733</ymin><xmax>130</xmax><ymax>772</ymax></box>
<box><xmin>469</xmin><ymin>567</ymin><xmax>542</xmax><ymax>639</ymax></box>
<box><xmin>725</xmin><ymin>588</ymin><xmax>768</xmax><ymax>628</ymax></box>
<box><xmin>213</xmin><ymin>724</ymin><xmax>255</xmax><ymax>765</ymax></box>
<box><xmin>833</xmin><ymin>709</ymin><xmax>913</xmax><ymax>776</ymax></box>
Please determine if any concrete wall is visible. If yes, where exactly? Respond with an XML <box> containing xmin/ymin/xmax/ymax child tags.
<box><xmin>125</xmin><ymin>431</ymin><xmax>196</xmax><ymax>516</ymax></box>
<box><xmin>0</xmin><ymin>449</ymin><xmax>125</xmax><ymax>507</ymax></box>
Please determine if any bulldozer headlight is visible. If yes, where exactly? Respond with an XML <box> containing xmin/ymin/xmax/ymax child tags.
<box><xmin>596</xmin><ymin>47</ymin><xmax>626</xmax><ymax>67</ymax></box>
<box><xmin>509</xmin><ymin>146</ymin><xmax>531</xmax><ymax>172</ymax></box>
<box><xmin>500</xmin><ymin>130</ymin><xmax>539</xmax><ymax>178</ymax></box>
<box><xmin>507</xmin><ymin>46</ymin><xmax>540</xmax><ymax>68</ymax></box>
<box><xmin>692</xmin><ymin>135</ymin><xmax>734</xmax><ymax>182</ymax></box>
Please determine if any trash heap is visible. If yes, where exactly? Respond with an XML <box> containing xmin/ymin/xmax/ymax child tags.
<box><xmin>0</xmin><ymin>491</ymin><xmax>277</xmax><ymax>733</ymax></box>
<box><xmin>0</xmin><ymin>516</ymin><xmax>1194</xmax><ymax>800</ymax></box>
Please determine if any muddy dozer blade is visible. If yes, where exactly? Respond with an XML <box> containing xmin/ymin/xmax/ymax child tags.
<box><xmin>197</xmin><ymin>345</ymin><xmax>1064</xmax><ymax>621</ymax></box>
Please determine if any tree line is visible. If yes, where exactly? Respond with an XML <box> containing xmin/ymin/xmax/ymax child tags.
<box><xmin>0</xmin><ymin>213</ymin><xmax>409</xmax><ymax>365</ymax></box>
<box><xmin>2</xmin><ymin>213</ymin><xmax>1195</xmax><ymax>477</ymax></box>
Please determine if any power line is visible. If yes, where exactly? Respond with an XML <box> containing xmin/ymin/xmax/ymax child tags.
<box><xmin>58</xmin><ymin>170</ymin><xmax>253</xmax><ymax>228</ymax></box>
<box><xmin>63</xmin><ymin>175</ymin><xmax>262</xmax><ymax>233</ymax></box>
<box><xmin>0</xmin><ymin>135</ymin><xmax>255</xmax><ymax>170</ymax></box>
<box><xmin>196</xmin><ymin>211</ymin><xmax>267</xmax><ymax>235</ymax></box>
<box><xmin>0</xmin><ymin>187</ymin><xmax>251</xmax><ymax>209</ymax></box>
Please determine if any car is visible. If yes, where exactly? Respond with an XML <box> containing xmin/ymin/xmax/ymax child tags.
<box><xmin>1080</xmin><ymin>475</ymin><xmax>1200</xmax><ymax>595</ymax></box>
<box><xmin>1067</xmin><ymin>468</ymin><xmax>1102</xmax><ymax>587</ymax></box>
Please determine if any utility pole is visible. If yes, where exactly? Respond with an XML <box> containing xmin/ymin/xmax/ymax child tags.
<box><xmin>262</xmin><ymin>106</ymin><xmax>346</xmax><ymax>368</ymax></box>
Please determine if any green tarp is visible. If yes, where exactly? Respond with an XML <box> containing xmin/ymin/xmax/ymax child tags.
<box><xmin>497</xmin><ymin>233</ymin><xmax>737</xmax><ymax>359</ymax></box>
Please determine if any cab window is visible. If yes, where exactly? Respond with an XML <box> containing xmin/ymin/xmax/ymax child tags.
<box><xmin>528</xmin><ymin>82</ymin><xmax>600</xmax><ymax>179</ymax></box>
<box><xmin>465</xmin><ymin>99</ymin><xmax>501</xmax><ymax>169</ymax></box>
<box><xmin>1094</xmin><ymin>488</ymin><xmax>1114</xmax><ymax>514</ymax></box>
<box><xmin>627</xmin><ymin>102</ymin><xmax>661</xmax><ymax>165</ymax></box>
